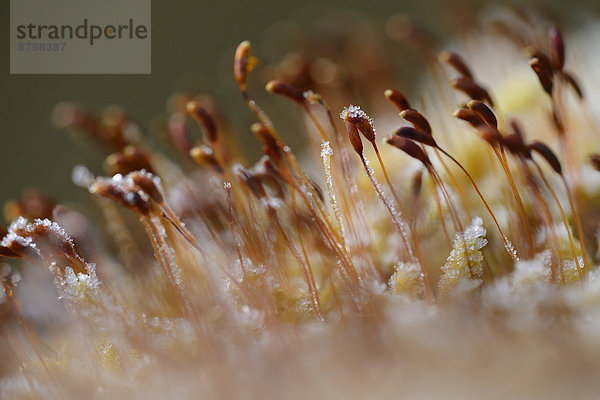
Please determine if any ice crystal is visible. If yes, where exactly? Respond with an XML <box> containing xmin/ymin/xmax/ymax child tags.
<box><xmin>1</xmin><ymin>217</ymin><xmax>36</xmax><ymax>254</ymax></box>
<box><xmin>34</xmin><ymin>218</ymin><xmax>75</xmax><ymax>246</ymax></box>
<box><xmin>439</xmin><ymin>216</ymin><xmax>488</xmax><ymax>294</ymax></box>
<box><xmin>561</xmin><ymin>257</ymin><xmax>583</xmax><ymax>284</ymax></box>
<box><xmin>58</xmin><ymin>263</ymin><xmax>100</xmax><ymax>305</ymax></box>
<box><xmin>231</xmin><ymin>257</ymin><xmax>266</xmax><ymax>281</ymax></box>
<box><xmin>304</xmin><ymin>90</ymin><xmax>321</xmax><ymax>105</ymax></box>
<box><xmin>151</xmin><ymin>215</ymin><xmax>182</xmax><ymax>286</ymax></box>
<box><xmin>320</xmin><ymin>140</ymin><xmax>333</xmax><ymax>157</ymax></box>
<box><xmin>339</xmin><ymin>104</ymin><xmax>375</xmax><ymax>131</ymax></box>
<box><xmin>128</xmin><ymin>169</ymin><xmax>163</xmax><ymax>193</ymax></box>
<box><xmin>388</xmin><ymin>262</ymin><xmax>424</xmax><ymax>297</ymax></box>
<box><xmin>0</xmin><ymin>231</ymin><xmax>32</xmax><ymax>250</ymax></box>
<box><xmin>362</xmin><ymin>159</ymin><xmax>413</xmax><ymax>259</ymax></box>
<box><xmin>321</xmin><ymin>140</ymin><xmax>346</xmax><ymax>246</ymax></box>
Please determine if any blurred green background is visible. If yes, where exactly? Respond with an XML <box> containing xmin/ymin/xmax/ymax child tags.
<box><xmin>1</xmin><ymin>0</ymin><xmax>598</xmax><ymax>222</ymax></box>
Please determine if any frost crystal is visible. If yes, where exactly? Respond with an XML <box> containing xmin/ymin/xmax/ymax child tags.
<box><xmin>58</xmin><ymin>264</ymin><xmax>101</xmax><ymax>304</ymax></box>
<box><xmin>320</xmin><ymin>140</ymin><xmax>333</xmax><ymax>157</ymax></box>
<box><xmin>2</xmin><ymin>217</ymin><xmax>34</xmax><ymax>251</ymax></box>
<box><xmin>34</xmin><ymin>218</ymin><xmax>73</xmax><ymax>244</ymax></box>
<box><xmin>321</xmin><ymin>139</ymin><xmax>346</xmax><ymax>246</ymax></box>
<box><xmin>561</xmin><ymin>257</ymin><xmax>583</xmax><ymax>284</ymax></box>
<box><xmin>362</xmin><ymin>158</ymin><xmax>413</xmax><ymax>259</ymax></box>
<box><xmin>339</xmin><ymin>104</ymin><xmax>374</xmax><ymax>126</ymax></box>
<box><xmin>303</xmin><ymin>90</ymin><xmax>321</xmax><ymax>104</ymax></box>
<box><xmin>1</xmin><ymin>231</ymin><xmax>32</xmax><ymax>249</ymax></box>
<box><xmin>439</xmin><ymin>216</ymin><xmax>488</xmax><ymax>293</ymax></box>
<box><xmin>388</xmin><ymin>262</ymin><xmax>424</xmax><ymax>297</ymax></box>
<box><xmin>151</xmin><ymin>215</ymin><xmax>182</xmax><ymax>286</ymax></box>
<box><xmin>128</xmin><ymin>169</ymin><xmax>163</xmax><ymax>193</ymax></box>
<box><xmin>232</xmin><ymin>257</ymin><xmax>266</xmax><ymax>281</ymax></box>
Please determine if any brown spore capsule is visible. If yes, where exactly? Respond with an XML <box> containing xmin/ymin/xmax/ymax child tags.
<box><xmin>105</xmin><ymin>146</ymin><xmax>154</xmax><ymax>176</ymax></box>
<box><xmin>453</xmin><ymin>108</ymin><xmax>485</xmax><ymax>128</ymax></box>
<box><xmin>51</xmin><ymin>102</ymin><xmax>100</xmax><ymax>138</ymax></box>
<box><xmin>4</xmin><ymin>189</ymin><xmax>56</xmax><ymax>222</ymax></box>
<box><xmin>450</xmin><ymin>77</ymin><xmax>494</xmax><ymax>106</ymax></box>
<box><xmin>234</xmin><ymin>166</ymin><xmax>267</xmax><ymax>200</ymax></box>
<box><xmin>89</xmin><ymin>179</ymin><xmax>152</xmax><ymax>216</ymax></box>
<box><xmin>168</xmin><ymin>113</ymin><xmax>193</xmax><ymax>156</ymax></box>
<box><xmin>251</xmin><ymin>122</ymin><xmax>283</xmax><ymax>161</ymax></box>
<box><xmin>346</xmin><ymin>122</ymin><xmax>363</xmax><ymax>155</ymax></box>
<box><xmin>186</xmin><ymin>101</ymin><xmax>218</xmax><ymax>144</ymax></box>
<box><xmin>384</xmin><ymin>89</ymin><xmax>411</xmax><ymax>112</ymax></box>
<box><xmin>386</xmin><ymin>136</ymin><xmax>431</xmax><ymax>166</ymax></box>
<box><xmin>234</xmin><ymin>40</ymin><xmax>257</xmax><ymax>91</ymax></box>
<box><xmin>340</xmin><ymin>105</ymin><xmax>376</xmax><ymax>143</ymax></box>
<box><xmin>129</xmin><ymin>171</ymin><xmax>164</xmax><ymax>204</ymax></box>
<box><xmin>529</xmin><ymin>141</ymin><xmax>562</xmax><ymax>175</ymax></box>
<box><xmin>190</xmin><ymin>146</ymin><xmax>223</xmax><ymax>173</ymax></box>
<box><xmin>439</xmin><ymin>50</ymin><xmax>474</xmax><ymax>80</ymax></box>
<box><xmin>530</xmin><ymin>57</ymin><xmax>554</xmax><ymax>95</ymax></box>
<box><xmin>400</xmin><ymin>109</ymin><xmax>432</xmax><ymax>134</ymax></box>
<box><xmin>265</xmin><ymin>80</ymin><xmax>306</xmax><ymax>104</ymax></box>
<box><xmin>393</xmin><ymin>126</ymin><xmax>437</xmax><ymax>148</ymax></box>
<box><xmin>467</xmin><ymin>100</ymin><xmax>497</xmax><ymax>129</ymax></box>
